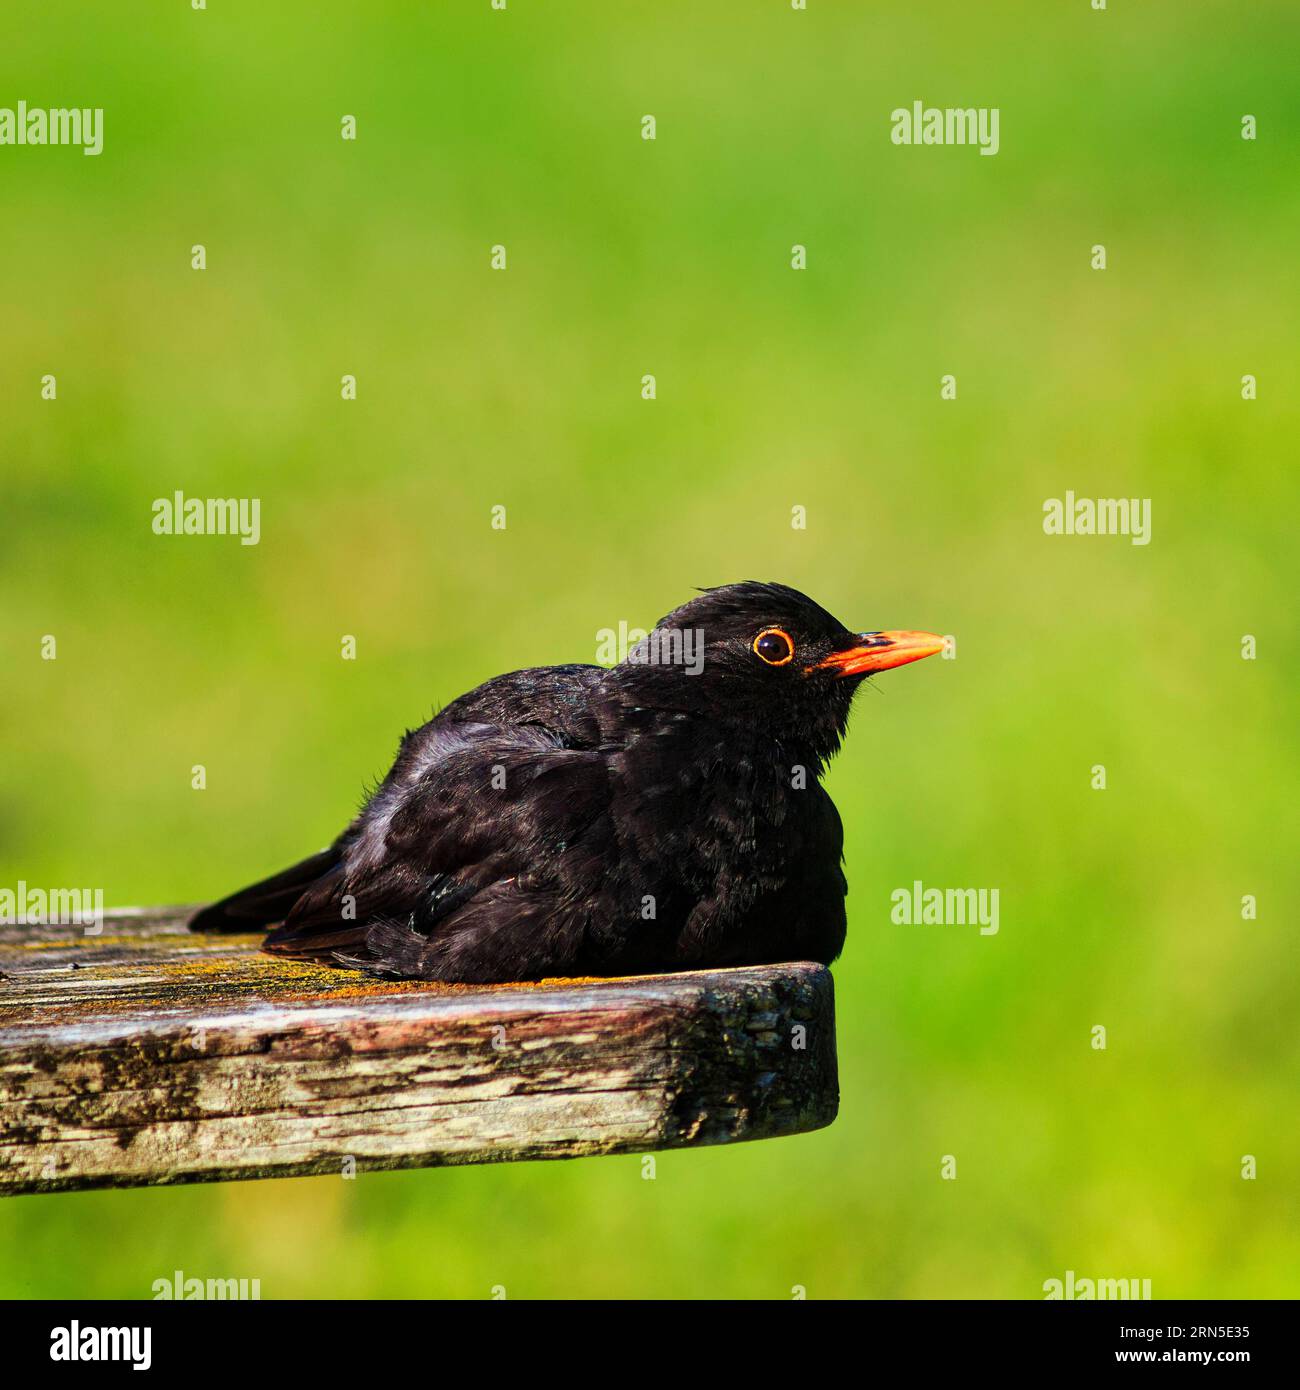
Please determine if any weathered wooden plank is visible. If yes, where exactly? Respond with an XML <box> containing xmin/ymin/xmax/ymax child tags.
<box><xmin>0</xmin><ymin>908</ymin><xmax>838</xmax><ymax>1194</ymax></box>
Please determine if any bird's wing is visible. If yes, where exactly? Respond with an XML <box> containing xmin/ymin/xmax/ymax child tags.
<box><xmin>263</xmin><ymin>715</ymin><xmax>621</xmax><ymax>980</ymax></box>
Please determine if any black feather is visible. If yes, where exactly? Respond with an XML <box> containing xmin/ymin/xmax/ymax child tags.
<box><xmin>190</xmin><ymin>583</ymin><xmax>923</xmax><ymax>982</ymax></box>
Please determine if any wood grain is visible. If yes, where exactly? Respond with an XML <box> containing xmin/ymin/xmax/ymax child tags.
<box><xmin>0</xmin><ymin>908</ymin><xmax>838</xmax><ymax>1195</ymax></box>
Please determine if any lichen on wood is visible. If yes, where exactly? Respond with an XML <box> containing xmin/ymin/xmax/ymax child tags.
<box><xmin>0</xmin><ymin>908</ymin><xmax>838</xmax><ymax>1195</ymax></box>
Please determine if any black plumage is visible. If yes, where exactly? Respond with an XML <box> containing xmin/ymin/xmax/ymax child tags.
<box><xmin>190</xmin><ymin>582</ymin><xmax>943</xmax><ymax>982</ymax></box>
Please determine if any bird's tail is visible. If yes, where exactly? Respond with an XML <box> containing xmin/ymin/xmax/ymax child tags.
<box><xmin>188</xmin><ymin>847</ymin><xmax>342</xmax><ymax>934</ymax></box>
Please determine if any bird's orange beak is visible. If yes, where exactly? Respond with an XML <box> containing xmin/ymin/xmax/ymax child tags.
<box><xmin>812</xmin><ymin>630</ymin><xmax>947</xmax><ymax>678</ymax></box>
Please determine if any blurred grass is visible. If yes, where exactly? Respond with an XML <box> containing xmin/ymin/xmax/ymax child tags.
<box><xmin>0</xmin><ymin>1</ymin><xmax>1297</xmax><ymax>1298</ymax></box>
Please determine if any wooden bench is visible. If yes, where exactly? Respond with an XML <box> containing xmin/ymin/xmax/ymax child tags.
<box><xmin>0</xmin><ymin>908</ymin><xmax>838</xmax><ymax>1195</ymax></box>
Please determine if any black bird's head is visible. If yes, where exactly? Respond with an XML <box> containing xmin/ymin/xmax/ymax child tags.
<box><xmin>617</xmin><ymin>580</ymin><xmax>945</xmax><ymax>765</ymax></box>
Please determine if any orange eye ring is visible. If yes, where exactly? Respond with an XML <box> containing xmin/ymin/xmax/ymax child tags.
<box><xmin>752</xmin><ymin>627</ymin><xmax>795</xmax><ymax>666</ymax></box>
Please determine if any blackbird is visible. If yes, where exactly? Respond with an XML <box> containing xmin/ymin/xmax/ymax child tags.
<box><xmin>190</xmin><ymin>582</ymin><xmax>944</xmax><ymax>982</ymax></box>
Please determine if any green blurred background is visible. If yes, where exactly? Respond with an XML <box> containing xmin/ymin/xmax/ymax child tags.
<box><xmin>1</xmin><ymin>1</ymin><xmax>1296</xmax><ymax>1298</ymax></box>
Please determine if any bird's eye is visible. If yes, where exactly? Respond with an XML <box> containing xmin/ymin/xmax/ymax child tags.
<box><xmin>752</xmin><ymin>627</ymin><xmax>795</xmax><ymax>666</ymax></box>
